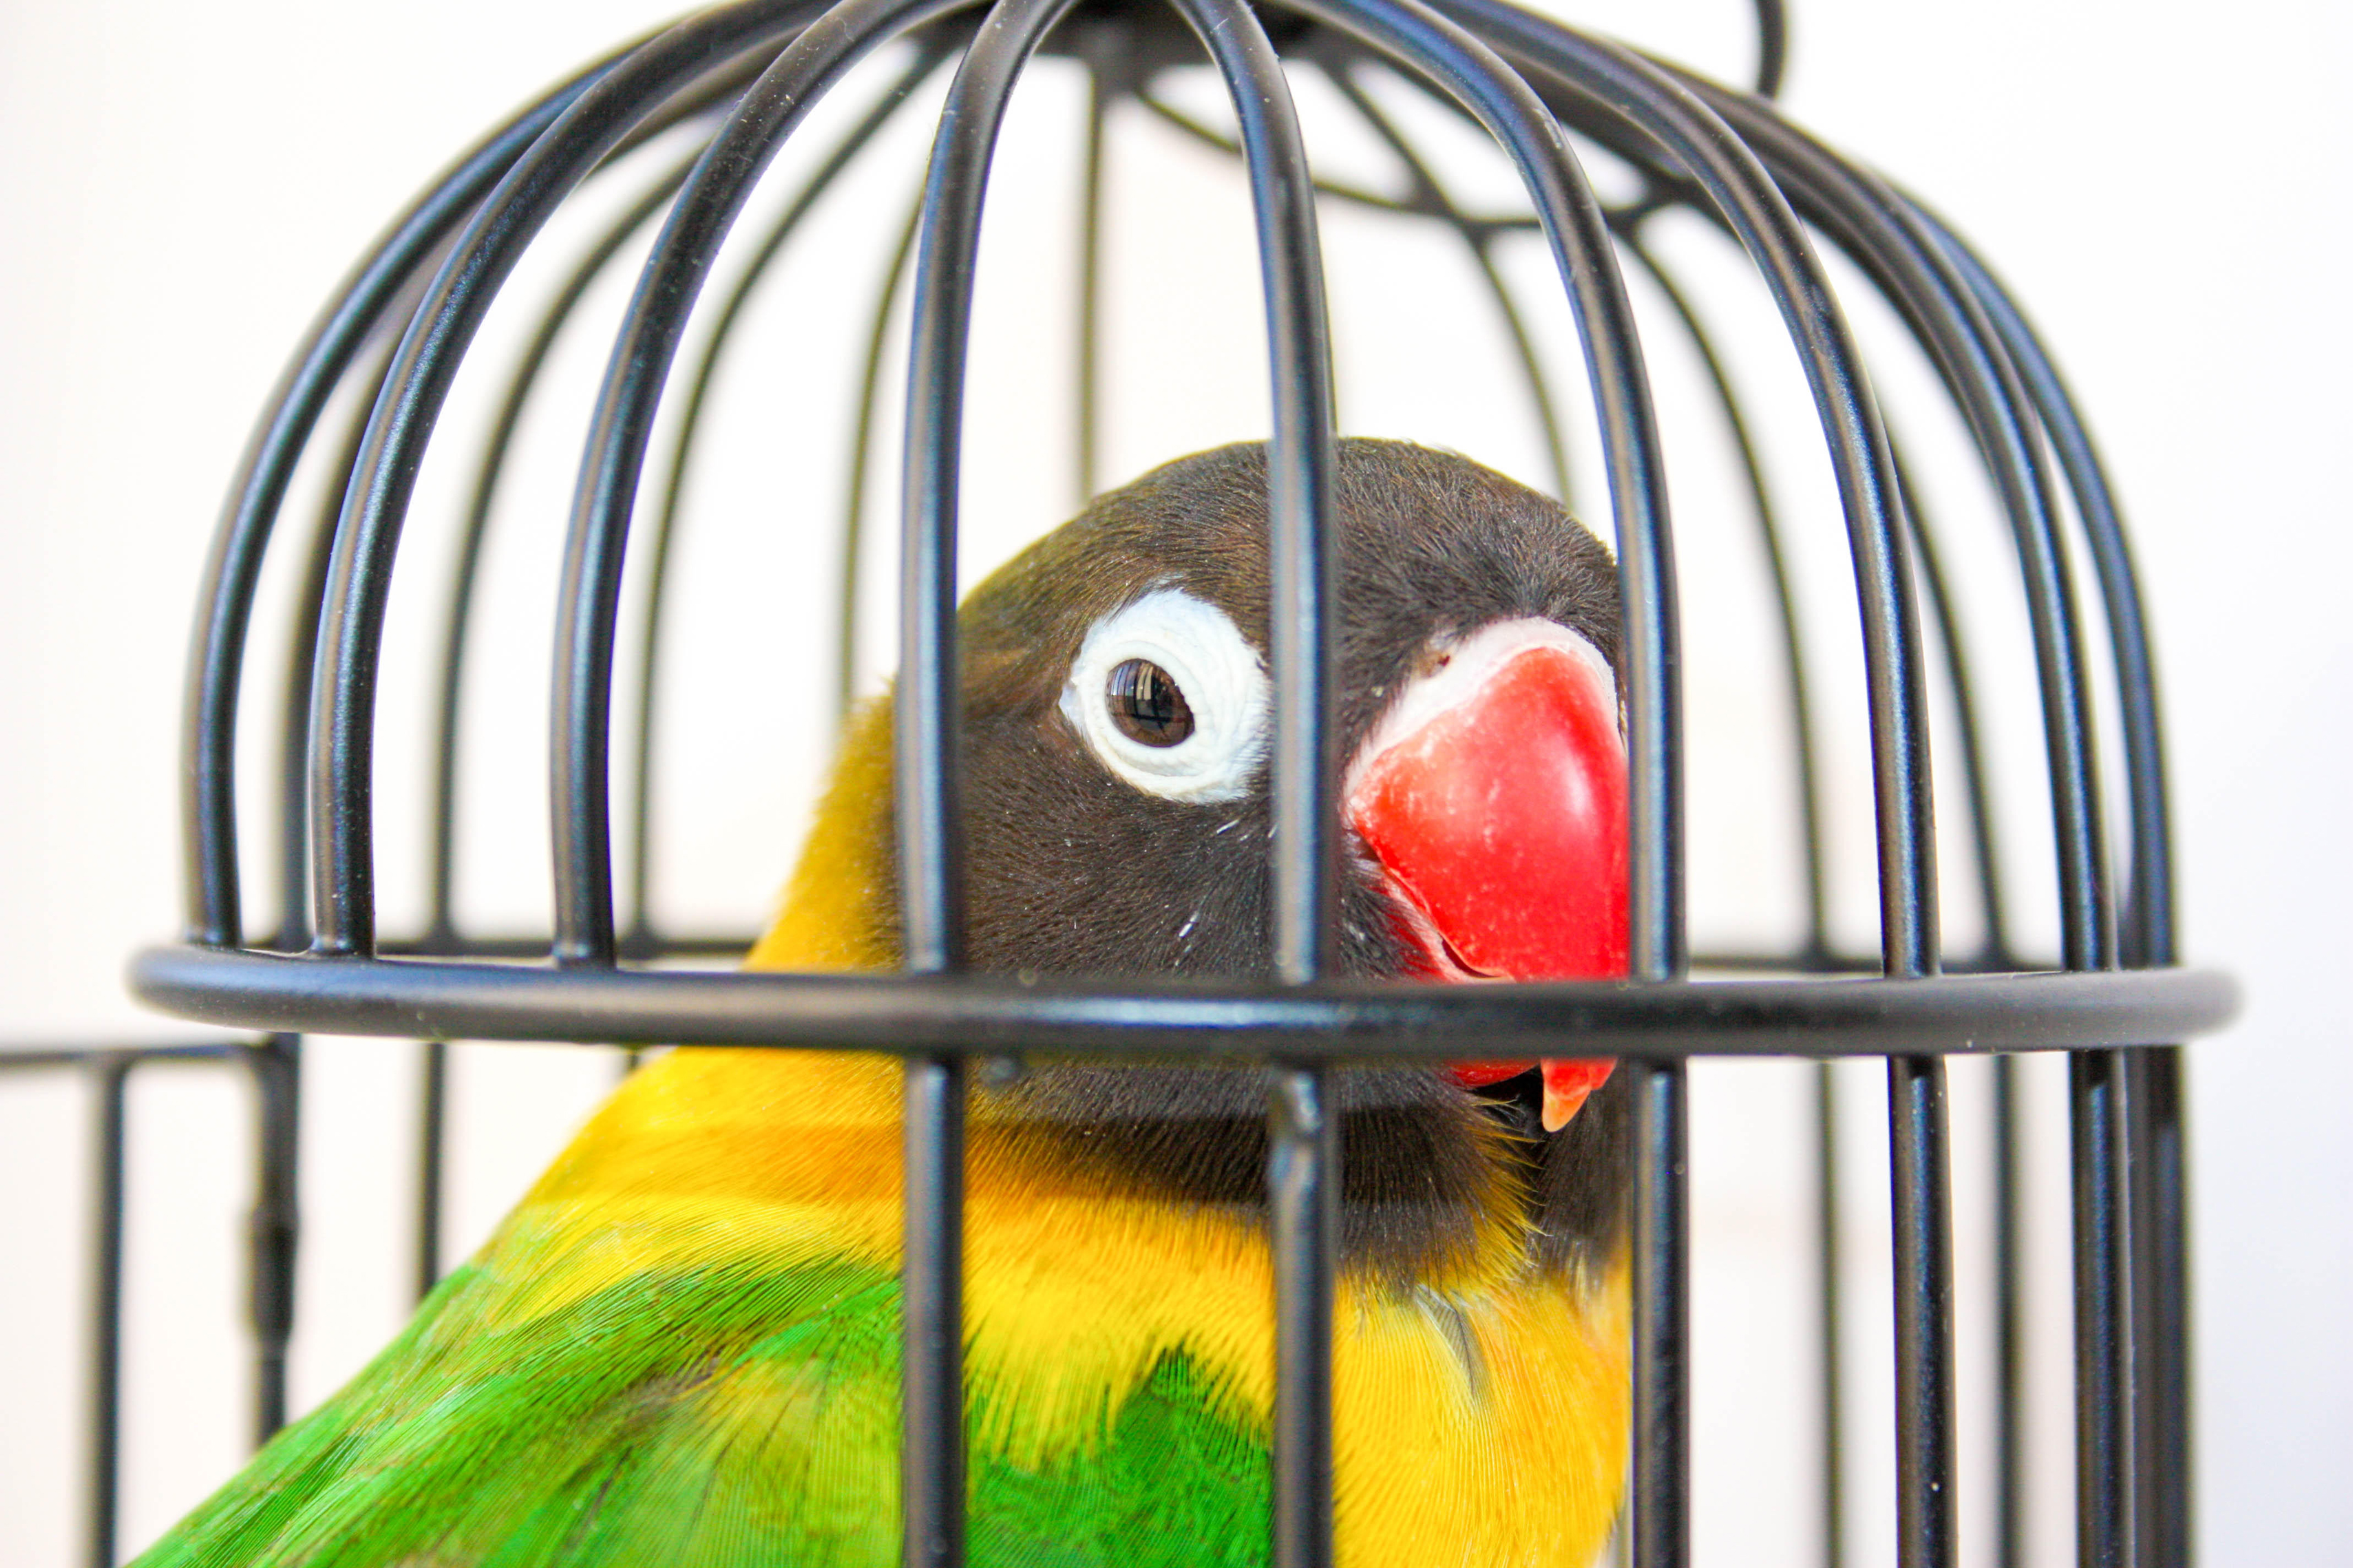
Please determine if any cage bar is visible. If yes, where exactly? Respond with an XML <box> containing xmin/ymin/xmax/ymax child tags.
<box><xmin>0</xmin><ymin>1043</ymin><xmax>257</xmax><ymax>1566</ymax></box>
<box><xmin>87</xmin><ymin>1056</ymin><xmax>129</xmax><ymax>1568</ymax></box>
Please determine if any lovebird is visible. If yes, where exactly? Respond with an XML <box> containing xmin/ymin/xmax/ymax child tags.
<box><xmin>137</xmin><ymin>438</ymin><xmax>1634</xmax><ymax>1568</ymax></box>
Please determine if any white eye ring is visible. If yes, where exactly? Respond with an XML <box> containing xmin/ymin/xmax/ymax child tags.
<box><xmin>1059</xmin><ymin>587</ymin><xmax>1269</xmax><ymax>803</ymax></box>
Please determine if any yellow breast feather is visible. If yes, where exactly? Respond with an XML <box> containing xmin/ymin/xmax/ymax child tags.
<box><xmin>481</xmin><ymin>701</ymin><xmax>1627</xmax><ymax>1565</ymax></box>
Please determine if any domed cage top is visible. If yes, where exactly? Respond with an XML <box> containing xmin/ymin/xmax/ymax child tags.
<box><xmin>70</xmin><ymin>0</ymin><xmax>2239</xmax><ymax>1564</ymax></box>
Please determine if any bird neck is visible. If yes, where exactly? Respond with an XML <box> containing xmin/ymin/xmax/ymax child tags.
<box><xmin>744</xmin><ymin>697</ymin><xmax>900</xmax><ymax>974</ymax></box>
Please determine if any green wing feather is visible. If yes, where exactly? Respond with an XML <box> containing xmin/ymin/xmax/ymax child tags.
<box><xmin>131</xmin><ymin>1244</ymin><xmax>1269</xmax><ymax>1568</ymax></box>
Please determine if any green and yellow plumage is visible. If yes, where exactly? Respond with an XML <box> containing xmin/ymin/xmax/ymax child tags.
<box><xmin>136</xmin><ymin>441</ymin><xmax>1632</xmax><ymax>1568</ymax></box>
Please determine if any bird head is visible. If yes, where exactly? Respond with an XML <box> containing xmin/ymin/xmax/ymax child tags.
<box><xmin>769</xmin><ymin>438</ymin><xmax>1629</xmax><ymax>1281</ymax></box>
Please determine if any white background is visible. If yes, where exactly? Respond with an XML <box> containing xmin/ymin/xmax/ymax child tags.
<box><xmin>1</xmin><ymin>0</ymin><xmax>2346</xmax><ymax>1562</ymax></box>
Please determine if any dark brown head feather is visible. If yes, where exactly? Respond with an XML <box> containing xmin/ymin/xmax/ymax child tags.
<box><xmin>858</xmin><ymin>438</ymin><xmax>1627</xmax><ymax>1287</ymax></box>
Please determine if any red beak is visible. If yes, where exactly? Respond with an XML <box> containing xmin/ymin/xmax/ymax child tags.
<box><xmin>1343</xmin><ymin>619</ymin><xmax>1627</xmax><ymax>1132</ymax></box>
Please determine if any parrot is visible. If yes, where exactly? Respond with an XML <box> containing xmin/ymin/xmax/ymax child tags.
<box><xmin>134</xmin><ymin>437</ymin><xmax>1634</xmax><ymax>1568</ymax></box>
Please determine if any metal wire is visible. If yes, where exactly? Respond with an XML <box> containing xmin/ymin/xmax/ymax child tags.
<box><xmin>1322</xmin><ymin>61</ymin><xmax>1573</xmax><ymax>502</ymax></box>
<box><xmin>0</xmin><ymin>1041</ymin><xmax>261</xmax><ymax>1568</ymax></box>
<box><xmin>898</xmin><ymin>1</ymin><xmax>1075</xmax><ymax>1556</ymax></box>
<box><xmin>429</xmin><ymin>151</ymin><xmax>703</xmax><ymax>947</ymax></box>
<box><xmin>135</xmin><ymin>946</ymin><xmax>2233</xmax><ymax>1056</ymax></box>
<box><xmin>1137</xmin><ymin>88</ymin><xmax>1539</xmax><ymax>230</ymax></box>
<box><xmin>627</xmin><ymin>44</ymin><xmax>949</xmax><ymax>941</ymax></box>
<box><xmin>1928</xmin><ymin>215</ymin><xmax>2195</xmax><ymax>1568</ymax></box>
<box><xmin>1660</xmin><ymin>87</ymin><xmax>2144</xmax><ymax>1562</ymax></box>
<box><xmin>313</xmin><ymin>1</ymin><xmax>823</xmax><ymax>961</ymax></box>
<box><xmin>180</xmin><ymin>50</ymin><xmax>618</xmax><ymax>950</ymax></box>
<box><xmin>414</xmin><ymin>1038</ymin><xmax>448</xmax><ymax>1302</ymax></box>
<box><xmin>1463</xmin><ymin>31</ymin><xmax>1937</xmax><ymax>1563</ymax></box>
<box><xmin>1616</xmin><ymin>228</ymin><xmax>1846</xmax><ymax>1565</ymax></box>
<box><xmin>87</xmin><ymin>1055</ymin><xmax>128</xmax><ymax>1568</ymax></box>
<box><xmin>838</xmin><ymin>191</ymin><xmax>928</xmax><ymax>725</ymax></box>
<box><xmin>559</xmin><ymin>0</ymin><xmax>971</xmax><ymax>972</ymax></box>
<box><xmin>1149</xmin><ymin>0</ymin><xmax>1347</xmax><ymax>1556</ymax></box>
<box><xmin>1074</xmin><ymin>29</ymin><xmax>1113</xmax><ymax>506</ymax></box>
<box><xmin>1894</xmin><ymin>433</ymin><xmax>2028</xmax><ymax>1568</ymax></box>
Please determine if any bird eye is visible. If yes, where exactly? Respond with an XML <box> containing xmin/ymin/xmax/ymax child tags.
<box><xmin>1106</xmin><ymin>659</ymin><xmax>1194</xmax><ymax>747</ymax></box>
<box><xmin>1059</xmin><ymin>587</ymin><xmax>1269</xmax><ymax>803</ymax></box>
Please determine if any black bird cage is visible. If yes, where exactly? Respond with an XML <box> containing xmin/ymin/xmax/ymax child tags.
<box><xmin>7</xmin><ymin>0</ymin><xmax>2239</xmax><ymax>1562</ymax></box>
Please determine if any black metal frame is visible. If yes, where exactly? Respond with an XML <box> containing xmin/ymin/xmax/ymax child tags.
<box><xmin>0</xmin><ymin>1037</ymin><xmax>285</xmax><ymax>1568</ymax></box>
<box><xmin>3</xmin><ymin>0</ymin><xmax>2229</xmax><ymax>1565</ymax></box>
